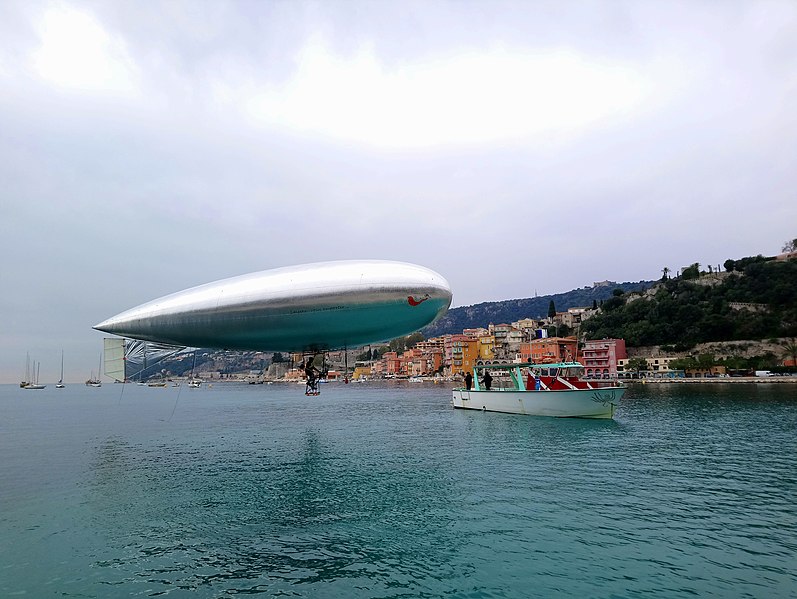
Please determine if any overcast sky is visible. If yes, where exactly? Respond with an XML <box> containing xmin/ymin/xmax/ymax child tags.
<box><xmin>1</xmin><ymin>0</ymin><xmax>795</xmax><ymax>383</ymax></box>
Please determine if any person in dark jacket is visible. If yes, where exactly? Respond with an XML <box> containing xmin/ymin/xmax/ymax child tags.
<box><xmin>481</xmin><ymin>370</ymin><xmax>493</xmax><ymax>390</ymax></box>
<box><xmin>304</xmin><ymin>358</ymin><xmax>318</xmax><ymax>395</ymax></box>
<box><xmin>464</xmin><ymin>371</ymin><xmax>473</xmax><ymax>390</ymax></box>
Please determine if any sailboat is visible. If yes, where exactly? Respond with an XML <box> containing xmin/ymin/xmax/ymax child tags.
<box><xmin>24</xmin><ymin>359</ymin><xmax>46</xmax><ymax>389</ymax></box>
<box><xmin>56</xmin><ymin>351</ymin><xmax>65</xmax><ymax>388</ymax></box>
<box><xmin>20</xmin><ymin>352</ymin><xmax>30</xmax><ymax>388</ymax></box>
<box><xmin>85</xmin><ymin>353</ymin><xmax>102</xmax><ymax>387</ymax></box>
<box><xmin>187</xmin><ymin>350</ymin><xmax>202</xmax><ymax>388</ymax></box>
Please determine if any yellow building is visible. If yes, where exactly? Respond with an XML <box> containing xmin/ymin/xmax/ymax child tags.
<box><xmin>451</xmin><ymin>335</ymin><xmax>479</xmax><ymax>376</ymax></box>
<box><xmin>478</xmin><ymin>334</ymin><xmax>495</xmax><ymax>361</ymax></box>
<box><xmin>352</xmin><ymin>365</ymin><xmax>372</xmax><ymax>380</ymax></box>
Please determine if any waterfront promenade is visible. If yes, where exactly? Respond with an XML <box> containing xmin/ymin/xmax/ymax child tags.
<box><xmin>635</xmin><ymin>376</ymin><xmax>797</xmax><ymax>384</ymax></box>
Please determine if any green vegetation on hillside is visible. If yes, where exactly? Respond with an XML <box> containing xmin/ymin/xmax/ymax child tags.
<box><xmin>423</xmin><ymin>280</ymin><xmax>654</xmax><ymax>337</ymax></box>
<box><xmin>582</xmin><ymin>258</ymin><xmax>797</xmax><ymax>347</ymax></box>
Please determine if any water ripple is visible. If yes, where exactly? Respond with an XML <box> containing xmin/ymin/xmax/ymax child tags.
<box><xmin>1</xmin><ymin>383</ymin><xmax>796</xmax><ymax>597</ymax></box>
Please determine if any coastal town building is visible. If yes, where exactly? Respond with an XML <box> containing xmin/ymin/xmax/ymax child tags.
<box><xmin>450</xmin><ymin>334</ymin><xmax>479</xmax><ymax>376</ymax></box>
<box><xmin>520</xmin><ymin>336</ymin><xmax>578</xmax><ymax>364</ymax></box>
<box><xmin>512</xmin><ymin>318</ymin><xmax>541</xmax><ymax>336</ymax></box>
<box><xmin>617</xmin><ymin>356</ymin><xmax>677</xmax><ymax>377</ymax></box>
<box><xmin>582</xmin><ymin>338</ymin><xmax>627</xmax><ymax>378</ymax></box>
<box><xmin>352</xmin><ymin>364</ymin><xmax>372</xmax><ymax>380</ymax></box>
<box><xmin>477</xmin><ymin>334</ymin><xmax>496</xmax><ymax>361</ymax></box>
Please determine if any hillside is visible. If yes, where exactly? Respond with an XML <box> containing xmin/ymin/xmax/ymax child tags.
<box><xmin>422</xmin><ymin>280</ymin><xmax>655</xmax><ymax>337</ymax></box>
<box><xmin>581</xmin><ymin>257</ymin><xmax>797</xmax><ymax>348</ymax></box>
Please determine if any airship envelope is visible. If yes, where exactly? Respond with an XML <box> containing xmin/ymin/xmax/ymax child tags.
<box><xmin>94</xmin><ymin>260</ymin><xmax>452</xmax><ymax>352</ymax></box>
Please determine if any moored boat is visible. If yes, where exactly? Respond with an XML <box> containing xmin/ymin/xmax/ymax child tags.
<box><xmin>56</xmin><ymin>350</ymin><xmax>65</xmax><ymax>388</ymax></box>
<box><xmin>23</xmin><ymin>359</ymin><xmax>46</xmax><ymax>389</ymax></box>
<box><xmin>85</xmin><ymin>353</ymin><xmax>102</xmax><ymax>387</ymax></box>
<box><xmin>452</xmin><ymin>361</ymin><xmax>624</xmax><ymax>419</ymax></box>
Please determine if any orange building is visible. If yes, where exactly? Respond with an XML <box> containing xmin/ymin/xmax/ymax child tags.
<box><xmin>521</xmin><ymin>336</ymin><xmax>578</xmax><ymax>364</ymax></box>
<box><xmin>451</xmin><ymin>334</ymin><xmax>479</xmax><ymax>375</ymax></box>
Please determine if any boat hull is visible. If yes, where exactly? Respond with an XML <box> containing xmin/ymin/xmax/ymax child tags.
<box><xmin>94</xmin><ymin>260</ymin><xmax>451</xmax><ymax>352</ymax></box>
<box><xmin>452</xmin><ymin>386</ymin><xmax>624</xmax><ymax>419</ymax></box>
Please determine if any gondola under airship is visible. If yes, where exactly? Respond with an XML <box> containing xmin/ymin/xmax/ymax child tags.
<box><xmin>93</xmin><ymin>260</ymin><xmax>452</xmax><ymax>352</ymax></box>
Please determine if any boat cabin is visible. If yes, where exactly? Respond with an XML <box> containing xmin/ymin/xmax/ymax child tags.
<box><xmin>469</xmin><ymin>361</ymin><xmax>612</xmax><ymax>391</ymax></box>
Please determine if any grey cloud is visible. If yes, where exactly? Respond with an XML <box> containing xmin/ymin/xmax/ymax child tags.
<box><xmin>1</xmin><ymin>0</ymin><xmax>795</xmax><ymax>382</ymax></box>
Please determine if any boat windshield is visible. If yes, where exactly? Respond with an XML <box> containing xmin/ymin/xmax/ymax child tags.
<box><xmin>527</xmin><ymin>363</ymin><xmax>584</xmax><ymax>377</ymax></box>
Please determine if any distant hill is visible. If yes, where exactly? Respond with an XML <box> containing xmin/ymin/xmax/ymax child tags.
<box><xmin>422</xmin><ymin>280</ymin><xmax>655</xmax><ymax>337</ymax></box>
<box><xmin>581</xmin><ymin>256</ymin><xmax>797</xmax><ymax>348</ymax></box>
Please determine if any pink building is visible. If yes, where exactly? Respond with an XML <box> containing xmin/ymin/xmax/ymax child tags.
<box><xmin>382</xmin><ymin>351</ymin><xmax>402</xmax><ymax>376</ymax></box>
<box><xmin>581</xmin><ymin>338</ymin><xmax>627</xmax><ymax>378</ymax></box>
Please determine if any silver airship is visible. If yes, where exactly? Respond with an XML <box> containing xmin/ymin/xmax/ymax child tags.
<box><xmin>93</xmin><ymin>260</ymin><xmax>452</xmax><ymax>352</ymax></box>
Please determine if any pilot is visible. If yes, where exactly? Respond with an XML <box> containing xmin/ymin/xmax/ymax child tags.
<box><xmin>304</xmin><ymin>359</ymin><xmax>318</xmax><ymax>395</ymax></box>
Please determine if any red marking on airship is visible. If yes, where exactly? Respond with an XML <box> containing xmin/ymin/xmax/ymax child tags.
<box><xmin>407</xmin><ymin>294</ymin><xmax>431</xmax><ymax>307</ymax></box>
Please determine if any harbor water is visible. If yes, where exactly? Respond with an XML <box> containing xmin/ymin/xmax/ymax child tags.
<box><xmin>1</xmin><ymin>382</ymin><xmax>795</xmax><ymax>598</ymax></box>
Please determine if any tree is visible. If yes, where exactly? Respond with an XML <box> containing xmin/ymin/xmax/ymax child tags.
<box><xmin>782</xmin><ymin>238</ymin><xmax>797</xmax><ymax>253</ymax></box>
<box><xmin>592</xmin><ymin>300</ymin><xmax>598</xmax><ymax>310</ymax></box>
<box><xmin>696</xmin><ymin>354</ymin><xmax>716</xmax><ymax>369</ymax></box>
<box><xmin>388</xmin><ymin>332</ymin><xmax>425</xmax><ymax>354</ymax></box>
<box><xmin>669</xmin><ymin>357</ymin><xmax>698</xmax><ymax>371</ymax></box>
<box><xmin>271</xmin><ymin>352</ymin><xmax>285</xmax><ymax>363</ymax></box>
<box><xmin>548</xmin><ymin>300</ymin><xmax>556</xmax><ymax>319</ymax></box>
<box><xmin>681</xmin><ymin>263</ymin><xmax>700</xmax><ymax>280</ymax></box>
<box><xmin>626</xmin><ymin>357</ymin><xmax>649</xmax><ymax>376</ymax></box>
<box><xmin>661</xmin><ymin>266</ymin><xmax>670</xmax><ymax>281</ymax></box>
<box><xmin>780</xmin><ymin>338</ymin><xmax>797</xmax><ymax>366</ymax></box>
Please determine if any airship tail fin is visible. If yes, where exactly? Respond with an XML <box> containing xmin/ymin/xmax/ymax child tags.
<box><xmin>104</xmin><ymin>337</ymin><xmax>185</xmax><ymax>383</ymax></box>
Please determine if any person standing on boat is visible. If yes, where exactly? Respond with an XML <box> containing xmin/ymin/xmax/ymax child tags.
<box><xmin>481</xmin><ymin>370</ymin><xmax>493</xmax><ymax>390</ymax></box>
<box><xmin>464</xmin><ymin>371</ymin><xmax>473</xmax><ymax>390</ymax></box>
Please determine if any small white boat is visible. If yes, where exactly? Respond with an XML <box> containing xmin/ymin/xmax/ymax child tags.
<box><xmin>24</xmin><ymin>359</ymin><xmax>46</xmax><ymax>389</ymax></box>
<box><xmin>56</xmin><ymin>350</ymin><xmax>65</xmax><ymax>388</ymax></box>
<box><xmin>20</xmin><ymin>352</ymin><xmax>30</xmax><ymax>388</ymax></box>
<box><xmin>85</xmin><ymin>353</ymin><xmax>102</xmax><ymax>387</ymax></box>
<box><xmin>186</xmin><ymin>351</ymin><xmax>202</xmax><ymax>388</ymax></box>
<box><xmin>452</xmin><ymin>362</ymin><xmax>624</xmax><ymax>419</ymax></box>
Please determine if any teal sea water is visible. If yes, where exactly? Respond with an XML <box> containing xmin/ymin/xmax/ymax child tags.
<box><xmin>1</xmin><ymin>382</ymin><xmax>795</xmax><ymax>598</ymax></box>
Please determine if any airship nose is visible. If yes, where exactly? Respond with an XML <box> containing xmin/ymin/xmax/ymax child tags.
<box><xmin>93</xmin><ymin>315</ymin><xmax>123</xmax><ymax>334</ymax></box>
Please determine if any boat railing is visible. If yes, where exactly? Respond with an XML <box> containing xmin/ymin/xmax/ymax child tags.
<box><xmin>462</xmin><ymin>361</ymin><xmax>625</xmax><ymax>392</ymax></box>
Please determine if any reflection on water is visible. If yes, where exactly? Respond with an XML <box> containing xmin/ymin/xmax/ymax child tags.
<box><xmin>87</xmin><ymin>411</ymin><xmax>460</xmax><ymax>595</ymax></box>
<box><xmin>1</xmin><ymin>382</ymin><xmax>796</xmax><ymax>597</ymax></box>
